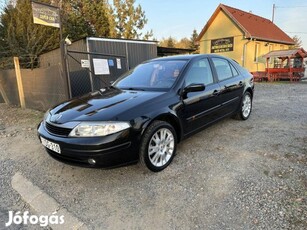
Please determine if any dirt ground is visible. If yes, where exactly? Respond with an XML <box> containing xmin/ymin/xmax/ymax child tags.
<box><xmin>0</xmin><ymin>83</ymin><xmax>306</xmax><ymax>229</ymax></box>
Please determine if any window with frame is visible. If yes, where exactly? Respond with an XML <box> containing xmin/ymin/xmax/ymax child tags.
<box><xmin>268</xmin><ymin>45</ymin><xmax>273</xmax><ymax>64</ymax></box>
<box><xmin>211</xmin><ymin>58</ymin><xmax>233</xmax><ymax>81</ymax></box>
<box><xmin>184</xmin><ymin>58</ymin><xmax>214</xmax><ymax>86</ymax></box>
<box><xmin>269</xmin><ymin>44</ymin><xmax>273</xmax><ymax>52</ymax></box>
<box><xmin>254</xmin><ymin>43</ymin><xmax>260</xmax><ymax>62</ymax></box>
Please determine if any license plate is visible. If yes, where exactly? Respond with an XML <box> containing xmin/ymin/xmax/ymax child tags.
<box><xmin>40</xmin><ymin>137</ymin><xmax>61</xmax><ymax>154</ymax></box>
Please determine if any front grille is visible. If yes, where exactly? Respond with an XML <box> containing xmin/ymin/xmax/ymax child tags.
<box><xmin>45</xmin><ymin>122</ymin><xmax>72</xmax><ymax>136</ymax></box>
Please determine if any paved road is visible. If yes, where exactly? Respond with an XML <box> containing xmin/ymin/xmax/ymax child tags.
<box><xmin>0</xmin><ymin>83</ymin><xmax>306</xmax><ymax>229</ymax></box>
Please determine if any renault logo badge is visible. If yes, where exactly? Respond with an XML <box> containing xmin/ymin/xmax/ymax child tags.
<box><xmin>50</xmin><ymin>113</ymin><xmax>62</xmax><ymax>123</ymax></box>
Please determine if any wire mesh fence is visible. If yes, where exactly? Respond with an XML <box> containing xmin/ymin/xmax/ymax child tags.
<box><xmin>0</xmin><ymin>54</ymin><xmax>40</xmax><ymax>70</ymax></box>
<box><xmin>0</xmin><ymin>47</ymin><xmax>130</xmax><ymax>111</ymax></box>
<box><xmin>0</xmin><ymin>52</ymin><xmax>128</xmax><ymax>111</ymax></box>
<box><xmin>66</xmin><ymin>50</ymin><xmax>128</xmax><ymax>97</ymax></box>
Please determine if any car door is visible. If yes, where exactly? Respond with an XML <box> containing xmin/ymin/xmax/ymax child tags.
<box><xmin>180</xmin><ymin>58</ymin><xmax>222</xmax><ymax>135</ymax></box>
<box><xmin>211</xmin><ymin>57</ymin><xmax>244</xmax><ymax>116</ymax></box>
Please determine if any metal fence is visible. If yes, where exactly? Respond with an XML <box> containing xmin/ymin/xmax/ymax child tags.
<box><xmin>0</xmin><ymin>51</ymin><xmax>128</xmax><ymax>111</ymax></box>
<box><xmin>0</xmin><ymin>51</ymin><xmax>130</xmax><ymax>111</ymax></box>
<box><xmin>0</xmin><ymin>37</ymin><xmax>157</xmax><ymax>111</ymax></box>
<box><xmin>66</xmin><ymin>49</ymin><xmax>127</xmax><ymax>97</ymax></box>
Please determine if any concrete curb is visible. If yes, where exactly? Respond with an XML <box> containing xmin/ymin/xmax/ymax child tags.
<box><xmin>12</xmin><ymin>172</ymin><xmax>87</xmax><ymax>230</ymax></box>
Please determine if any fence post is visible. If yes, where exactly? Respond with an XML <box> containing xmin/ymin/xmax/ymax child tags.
<box><xmin>0</xmin><ymin>80</ymin><xmax>9</xmax><ymax>104</ymax></box>
<box><xmin>13</xmin><ymin>57</ymin><xmax>26</xmax><ymax>109</ymax></box>
<box><xmin>60</xmin><ymin>40</ymin><xmax>72</xmax><ymax>99</ymax></box>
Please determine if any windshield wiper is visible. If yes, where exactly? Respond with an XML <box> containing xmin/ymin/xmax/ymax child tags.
<box><xmin>99</xmin><ymin>85</ymin><xmax>120</xmax><ymax>93</ymax></box>
<box><xmin>108</xmin><ymin>85</ymin><xmax>120</xmax><ymax>90</ymax></box>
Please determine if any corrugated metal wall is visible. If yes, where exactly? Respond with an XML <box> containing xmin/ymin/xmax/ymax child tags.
<box><xmin>39</xmin><ymin>39</ymin><xmax>87</xmax><ymax>68</ymax></box>
<box><xmin>39</xmin><ymin>37</ymin><xmax>158</xmax><ymax>98</ymax></box>
<box><xmin>127</xmin><ymin>42</ymin><xmax>157</xmax><ymax>68</ymax></box>
<box><xmin>0</xmin><ymin>38</ymin><xmax>158</xmax><ymax>109</ymax></box>
<box><xmin>88</xmin><ymin>38</ymin><xmax>127</xmax><ymax>56</ymax></box>
<box><xmin>87</xmin><ymin>38</ymin><xmax>157</xmax><ymax>70</ymax></box>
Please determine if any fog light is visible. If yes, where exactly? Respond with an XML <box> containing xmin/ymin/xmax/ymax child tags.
<box><xmin>88</xmin><ymin>158</ymin><xmax>96</xmax><ymax>165</ymax></box>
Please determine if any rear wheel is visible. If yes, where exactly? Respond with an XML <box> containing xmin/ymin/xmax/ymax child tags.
<box><xmin>140</xmin><ymin>121</ymin><xmax>177</xmax><ymax>172</ymax></box>
<box><xmin>235</xmin><ymin>92</ymin><xmax>252</xmax><ymax>120</ymax></box>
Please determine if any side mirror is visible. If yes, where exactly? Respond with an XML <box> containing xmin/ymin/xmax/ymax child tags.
<box><xmin>183</xmin><ymin>83</ymin><xmax>205</xmax><ymax>94</ymax></box>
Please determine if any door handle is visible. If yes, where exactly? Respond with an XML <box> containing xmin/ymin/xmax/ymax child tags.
<box><xmin>212</xmin><ymin>90</ymin><xmax>220</xmax><ymax>96</ymax></box>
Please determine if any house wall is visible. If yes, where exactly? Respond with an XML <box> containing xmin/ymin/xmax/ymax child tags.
<box><xmin>199</xmin><ymin>10</ymin><xmax>291</xmax><ymax>72</ymax></box>
<box><xmin>199</xmin><ymin>10</ymin><xmax>244</xmax><ymax>64</ymax></box>
<box><xmin>244</xmin><ymin>40</ymin><xmax>290</xmax><ymax>72</ymax></box>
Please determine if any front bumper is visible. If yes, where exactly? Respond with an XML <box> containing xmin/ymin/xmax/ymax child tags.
<box><xmin>37</xmin><ymin>122</ymin><xmax>139</xmax><ymax>168</ymax></box>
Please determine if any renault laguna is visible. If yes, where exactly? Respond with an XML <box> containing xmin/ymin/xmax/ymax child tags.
<box><xmin>38</xmin><ymin>54</ymin><xmax>254</xmax><ymax>172</ymax></box>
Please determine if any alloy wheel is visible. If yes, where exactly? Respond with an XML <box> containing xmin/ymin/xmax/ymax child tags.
<box><xmin>242</xmin><ymin>94</ymin><xmax>252</xmax><ymax>118</ymax></box>
<box><xmin>148</xmin><ymin>128</ymin><xmax>175</xmax><ymax>167</ymax></box>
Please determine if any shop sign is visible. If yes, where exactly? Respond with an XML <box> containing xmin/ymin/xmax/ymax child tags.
<box><xmin>211</xmin><ymin>37</ymin><xmax>234</xmax><ymax>53</ymax></box>
<box><xmin>32</xmin><ymin>1</ymin><xmax>60</xmax><ymax>28</ymax></box>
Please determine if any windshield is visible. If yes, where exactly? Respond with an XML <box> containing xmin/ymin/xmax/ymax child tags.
<box><xmin>114</xmin><ymin>60</ymin><xmax>187</xmax><ymax>91</ymax></box>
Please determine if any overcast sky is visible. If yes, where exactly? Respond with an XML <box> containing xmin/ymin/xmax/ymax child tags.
<box><xmin>136</xmin><ymin>0</ymin><xmax>307</xmax><ymax>48</ymax></box>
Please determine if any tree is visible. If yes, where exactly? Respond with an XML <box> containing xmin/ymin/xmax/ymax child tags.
<box><xmin>190</xmin><ymin>29</ymin><xmax>199</xmax><ymax>53</ymax></box>
<box><xmin>0</xmin><ymin>0</ymin><xmax>153</xmax><ymax>68</ymax></box>
<box><xmin>290</xmin><ymin>35</ymin><xmax>303</xmax><ymax>49</ymax></box>
<box><xmin>0</xmin><ymin>0</ymin><xmax>59</xmax><ymax>68</ymax></box>
<box><xmin>159</xmin><ymin>37</ymin><xmax>177</xmax><ymax>48</ymax></box>
<box><xmin>61</xmin><ymin>0</ymin><xmax>112</xmax><ymax>39</ymax></box>
<box><xmin>111</xmin><ymin>0</ymin><xmax>150</xmax><ymax>39</ymax></box>
<box><xmin>158</xmin><ymin>30</ymin><xmax>201</xmax><ymax>51</ymax></box>
<box><xmin>143</xmin><ymin>29</ymin><xmax>154</xmax><ymax>40</ymax></box>
<box><xmin>166</xmin><ymin>37</ymin><xmax>176</xmax><ymax>48</ymax></box>
<box><xmin>61</xmin><ymin>0</ymin><xmax>152</xmax><ymax>40</ymax></box>
<box><xmin>176</xmin><ymin>38</ymin><xmax>191</xmax><ymax>49</ymax></box>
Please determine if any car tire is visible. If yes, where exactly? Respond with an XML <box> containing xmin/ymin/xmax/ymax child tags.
<box><xmin>139</xmin><ymin>120</ymin><xmax>177</xmax><ymax>172</ymax></box>
<box><xmin>235</xmin><ymin>91</ymin><xmax>252</xmax><ymax>120</ymax></box>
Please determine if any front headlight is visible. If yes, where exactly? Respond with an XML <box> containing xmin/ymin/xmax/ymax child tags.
<box><xmin>69</xmin><ymin>121</ymin><xmax>130</xmax><ymax>137</ymax></box>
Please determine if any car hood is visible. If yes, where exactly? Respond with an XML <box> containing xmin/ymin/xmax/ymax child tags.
<box><xmin>48</xmin><ymin>88</ymin><xmax>166</xmax><ymax>124</ymax></box>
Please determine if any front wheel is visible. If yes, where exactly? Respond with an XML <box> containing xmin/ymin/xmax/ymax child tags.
<box><xmin>139</xmin><ymin>121</ymin><xmax>177</xmax><ymax>172</ymax></box>
<box><xmin>235</xmin><ymin>92</ymin><xmax>252</xmax><ymax>120</ymax></box>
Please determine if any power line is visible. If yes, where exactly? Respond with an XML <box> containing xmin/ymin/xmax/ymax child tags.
<box><xmin>276</xmin><ymin>6</ymin><xmax>307</xmax><ymax>8</ymax></box>
<box><xmin>273</xmin><ymin>5</ymin><xmax>307</xmax><ymax>22</ymax></box>
<box><xmin>286</xmin><ymin>32</ymin><xmax>307</xmax><ymax>34</ymax></box>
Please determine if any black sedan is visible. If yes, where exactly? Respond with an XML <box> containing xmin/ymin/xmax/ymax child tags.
<box><xmin>38</xmin><ymin>54</ymin><xmax>254</xmax><ymax>172</ymax></box>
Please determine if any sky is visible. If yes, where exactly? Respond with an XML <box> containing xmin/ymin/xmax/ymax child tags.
<box><xmin>136</xmin><ymin>0</ymin><xmax>307</xmax><ymax>48</ymax></box>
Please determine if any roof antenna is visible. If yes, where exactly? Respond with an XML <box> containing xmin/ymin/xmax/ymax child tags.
<box><xmin>272</xmin><ymin>4</ymin><xmax>275</xmax><ymax>22</ymax></box>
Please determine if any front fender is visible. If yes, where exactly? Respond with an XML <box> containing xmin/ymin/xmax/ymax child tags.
<box><xmin>140</xmin><ymin>111</ymin><xmax>183</xmax><ymax>142</ymax></box>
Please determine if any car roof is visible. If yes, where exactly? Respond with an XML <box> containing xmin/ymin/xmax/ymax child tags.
<box><xmin>149</xmin><ymin>54</ymin><xmax>232</xmax><ymax>62</ymax></box>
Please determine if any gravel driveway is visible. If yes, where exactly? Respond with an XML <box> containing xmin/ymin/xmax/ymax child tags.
<box><xmin>0</xmin><ymin>83</ymin><xmax>306</xmax><ymax>229</ymax></box>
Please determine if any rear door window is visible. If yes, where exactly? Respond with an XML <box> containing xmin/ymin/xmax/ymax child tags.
<box><xmin>212</xmin><ymin>58</ymin><xmax>234</xmax><ymax>81</ymax></box>
<box><xmin>230</xmin><ymin>63</ymin><xmax>239</xmax><ymax>76</ymax></box>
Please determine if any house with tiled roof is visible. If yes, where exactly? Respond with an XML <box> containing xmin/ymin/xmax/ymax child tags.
<box><xmin>196</xmin><ymin>4</ymin><xmax>295</xmax><ymax>72</ymax></box>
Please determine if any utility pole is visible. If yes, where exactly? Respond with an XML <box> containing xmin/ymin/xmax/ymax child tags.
<box><xmin>272</xmin><ymin>4</ymin><xmax>275</xmax><ymax>23</ymax></box>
